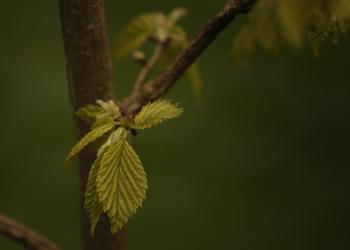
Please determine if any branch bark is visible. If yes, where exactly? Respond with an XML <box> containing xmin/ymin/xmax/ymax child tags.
<box><xmin>0</xmin><ymin>213</ymin><xmax>59</xmax><ymax>250</ymax></box>
<box><xmin>121</xmin><ymin>0</ymin><xmax>257</xmax><ymax>115</ymax></box>
<box><xmin>59</xmin><ymin>0</ymin><xmax>124</xmax><ymax>250</ymax></box>
<box><xmin>132</xmin><ymin>41</ymin><xmax>168</xmax><ymax>93</ymax></box>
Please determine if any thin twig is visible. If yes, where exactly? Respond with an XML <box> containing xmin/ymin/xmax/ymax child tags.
<box><xmin>132</xmin><ymin>41</ymin><xmax>168</xmax><ymax>93</ymax></box>
<box><xmin>0</xmin><ymin>213</ymin><xmax>60</xmax><ymax>250</ymax></box>
<box><xmin>121</xmin><ymin>0</ymin><xmax>257</xmax><ymax>115</ymax></box>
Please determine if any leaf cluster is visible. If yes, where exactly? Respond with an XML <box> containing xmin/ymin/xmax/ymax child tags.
<box><xmin>233</xmin><ymin>0</ymin><xmax>350</xmax><ymax>65</ymax></box>
<box><xmin>114</xmin><ymin>8</ymin><xmax>202</xmax><ymax>102</ymax></box>
<box><xmin>65</xmin><ymin>99</ymin><xmax>183</xmax><ymax>234</ymax></box>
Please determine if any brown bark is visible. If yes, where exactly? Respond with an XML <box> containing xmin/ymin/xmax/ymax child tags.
<box><xmin>59</xmin><ymin>0</ymin><xmax>124</xmax><ymax>250</ymax></box>
<box><xmin>0</xmin><ymin>213</ymin><xmax>60</xmax><ymax>250</ymax></box>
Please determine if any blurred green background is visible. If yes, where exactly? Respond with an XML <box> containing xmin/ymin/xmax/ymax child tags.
<box><xmin>1</xmin><ymin>0</ymin><xmax>349</xmax><ymax>249</ymax></box>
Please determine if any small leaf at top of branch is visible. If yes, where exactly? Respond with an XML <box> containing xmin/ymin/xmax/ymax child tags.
<box><xmin>115</xmin><ymin>8</ymin><xmax>203</xmax><ymax>103</ymax></box>
<box><xmin>114</xmin><ymin>13</ymin><xmax>163</xmax><ymax>61</ymax></box>
<box><xmin>114</xmin><ymin>8</ymin><xmax>187</xmax><ymax>61</ymax></box>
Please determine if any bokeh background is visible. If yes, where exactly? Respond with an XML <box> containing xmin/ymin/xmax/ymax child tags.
<box><xmin>1</xmin><ymin>0</ymin><xmax>349</xmax><ymax>249</ymax></box>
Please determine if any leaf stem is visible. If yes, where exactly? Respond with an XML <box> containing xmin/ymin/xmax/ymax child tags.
<box><xmin>132</xmin><ymin>40</ymin><xmax>169</xmax><ymax>93</ymax></box>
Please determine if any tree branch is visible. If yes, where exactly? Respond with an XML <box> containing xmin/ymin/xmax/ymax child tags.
<box><xmin>0</xmin><ymin>213</ymin><xmax>60</xmax><ymax>250</ymax></box>
<box><xmin>132</xmin><ymin>41</ymin><xmax>168</xmax><ymax>93</ymax></box>
<box><xmin>121</xmin><ymin>0</ymin><xmax>257</xmax><ymax>115</ymax></box>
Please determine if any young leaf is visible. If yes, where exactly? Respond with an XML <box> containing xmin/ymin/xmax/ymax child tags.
<box><xmin>115</xmin><ymin>13</ymin><xmax>163</xmax><ymax>61</ymax></box>
<box><xmin>97</xmin><ymin>129</ymin><xmax>127</xmax><ymax>158</ymax></box>
<box><xmin>75</xmin><ymin>104</ymin><xmax>106</xmax><ymax>123</ymax></box>
<box><xmin>85</xmin><ymin>155</ymin><xmax>104</xmax><ymax>234</ymax></box>
<box><xmin>133</xmin><ymin>99</ymin><xmax>183</xmax><ymax>130</ymax></box>
<box><xmin>91</xmin><ymin>114</ymin><xmax>114</xmax><ymax>129</ymax></box>
<box><xmin>96</xmin><ymin>100</ymin><xmax>121</xmax><ymax>119</ymax></box>
<box><xmin>64</xmin><ymin>122</ymin><xmax>115</xmax><ymax>170</ymax></box>
<box><xmin>168</xmin><ymin>7</ymin><xmax>187</xmax><ymax>26</ymax></box>
<box><xmin>114</xmin><ymin>9</ymin><xmax>202</xmax><ymax>101</ymax></box>
<box><xmin>308</xmin><ymin>16</ymin><xmax>349</xmax><ymax>57</ymax></box>
<box><xmin>85</xmin><ymin>129</ymin><xmax>128</xmax><ymax>235</ymax></box>
<box><xmin>96</xmin><ymin>128</ymin><xmax>148</xmax><ymax>233</ymax></box>
<box><xmin>233</xmin><ymin>0</ymin><xmax>350</xmax><ymax>63</ymax></box>
<box><xmin>187</xmin><ymin>64</ymin><xmax>203</xmax><ymax>105</ymax></box>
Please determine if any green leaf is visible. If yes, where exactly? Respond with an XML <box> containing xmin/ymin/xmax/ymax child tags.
<box><xmin>232</xmin><ymin>0</ymin><xmax>350</xmax><ymax>64</ymax></box>
<box><xmin>84</xmin><ymin>155</ymin><xmax>103</xmax><ymax>234</ymax></box>
<box><xmin>115</xmin><ymin>13</ymin><xmax>163</xmax><ymax>61</ymax></box>
<box><xmin>187</xmin><ymin>64</ymin><xmax>203</xmax><ymax>105</ymax></box>
<box><xmin>91</xmin><ymin>114</ymin><xmax>114</xmax><ymax>129</ymax></box>
<box><xmin>308</xmin><ymin>15</ymin><xmax>349</xmax><ymax>57</ymax></box>
<box><xmin>133</xmin><ymin>99</ymin><xmax>183</xmax><ymax>130</ymax></box>
<box><xmin>114</xmin><ymin>8</ymin><xmax>189</xmax><ymax>61</ymax></box>
<box><xmin>168</xmin><ymin>7</ymin><xmax>187</xmax><ymax>26</ymax></box>
<box><xmin>75</xmin><ymin>100</ymin><xmax>120</xmax><ymax>129</ymax></box>
<box><xmin>97</xmin><ymin>129</ymin><xmax>127</xmax><ymax>157</ymax></box>
<box><xmin>75</xmin><ymin>104</ymin><xmax>106</xmax><ymax>123</ymax></box>
<box><xmin>85</xmin><ymin>129</ymin><xmax>129</xmax><ymax>235</ymax></box>
<box><xmin>96</xmin><ymin>128</ymin><xmax>148</xmax><ymax>233</ymax></box>
<box><xmin>64</xmin><ymin>122</ymin><xmax>115</xmax><ymax>170</ymax></box>
<box><xmin>114</xmin><ymin>8</ymin><xmax>202</xmax><ymax>100</ymax></box>
<box><xmin>96</xmin><ymin>100</ymin><xmax>121</xmax><ymax>119</ymax></box>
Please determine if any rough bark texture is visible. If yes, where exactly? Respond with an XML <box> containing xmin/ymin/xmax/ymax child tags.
<box><xmin>0</xmin><ymin>213</ymin><xmax>60</xmax><ymax>250</ymax></box>
<box><xmin>59</xmin><ymin>0</ymin><xmax>124</xmax><ymax>250</ymax></box>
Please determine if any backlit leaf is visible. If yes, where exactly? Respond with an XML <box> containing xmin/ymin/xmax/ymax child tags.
<box><xmin>85</xmin><ymin>129</ymin><xmax>130</xmax><ymax>234</ymax></box>
<box><xmin>187</xmin><ymin>64</ymin><xmax>203</xmax><ymax>105</ymax></box>
<box><xmin>115</xmin><ymin>13</ymin><xmax>163</xmax><ymax>60</ymax></box>
<box><xmin>96</xmin><ymin>128</ymin><xmax>148</xmax><ymax>233</ymax></box>
<box><xmin>96</xmin><ymin>100</ymin><xmax>121</xmax><ymax>119</ymax></box>
<box><xmin>233</xmin><ymin>0</ymin><xmax>350</xmax><ymax>64</ymax></box>
<box><xmin>85</xmin><ymin>155</ymin><xmax>103</xmax><ymax>234</ymax></box>
<box><xmin>64</xmin><ymin>122</ymin><xmax>115</xmax><ymax>170</ymax></box>
<box><xmin>75</xmin><ymin>104</ymin><xmax>106</xmax><ymax>123</ymax></box>
<box><xmin>133</xmin><ymin>100</ymin><xmax>183</xmax><ymax>129</ymax></box>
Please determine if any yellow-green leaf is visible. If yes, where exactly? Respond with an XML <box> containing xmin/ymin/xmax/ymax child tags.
<box><xmin>96</xmin><ymin>130</ymin><xmax>148</xmax><ymax>233</ymax></box>
<box><xmin>187</xmin><ymin>64</ymin><xmax>203</xmax><ymax>105</ymax></box>
<box><xmin>232</xmin><ymin>0</ymin><xmax>350</xmax><ymax>63</ymax></box>
<box><xmin>84</xmin><ymin>155</ymin><xmax>104</xmax><ymax>234</ymax></box>
<box><xmin>115</xmin><ymin>13</ymin><xmax>163</xmax><ymax>61</ymax></box>
<box><xmin>75</xmin><ymin>104</ymin><xmax>106</xmax><ymax>123</ymax></box>
<box><xmin>97</xmin><ymin>129</ymin><xmax>128</xmax><ymax>157</ymax></box>
<box><xmin>133</xmin><ymin>100</ymin><xmax>183</xmax><ymax>130</ymax></box>
<box><xmin>64</xmin><ymin>122</ymin><xmax>115</xmax><ymax>170</ymax></box>
<box><xmin>91</xmin><ymin>114</ymin><xmax>114</xmax><ymax>129</ymax></box>
<box><xmin>96</xmin><ymin>100</ymin><xmax>121</xmax><ymax>119</ymax></box>
<box><xmin>85</xmin><ymin>128</ymin><xmax>128</xmax><ymax>235</ymax></box>
<box><xmin>115</xmin><ymin>8</ymin><xmax>189</xmax><ymax>61</ymax></box>
<box><xmin>168</xmin><ymin>7</ymin><xmax>187</xmax><ymax>26</ymax></box>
